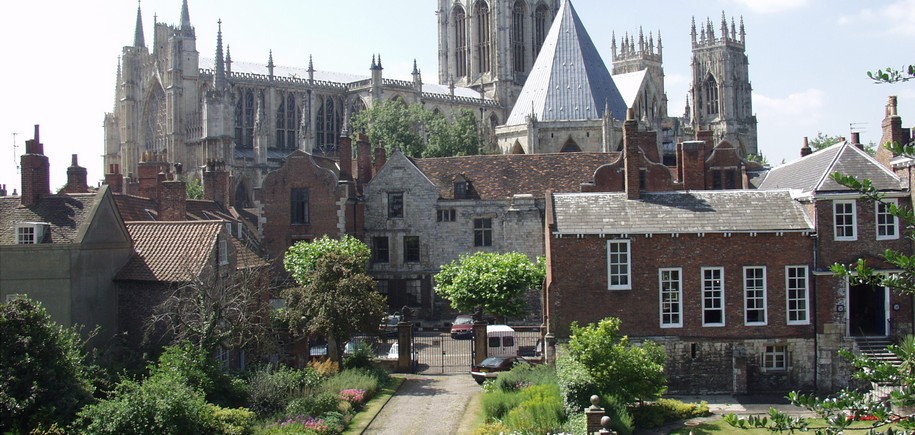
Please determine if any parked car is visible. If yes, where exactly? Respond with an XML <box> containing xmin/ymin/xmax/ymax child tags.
<box><xmin>344</xmin><ymin>337</ymin><xmax>376</xmax><ymax>356</ymax></box>
<box><xmin>470</xmin><ymin>356</ymin><xmax>530</xmax><ymax>384</ymax></box>
<box><xmin>379</xmin><ymin>314</ymin><xmax>401</xmax><ymax>338</ymax></box>
<box><xmin>386</xmin><ymin>342</ymin><xmax>400</xmax><ymax>359</ymax></box>
<box><xmin>309</xmin><ymin>344</ymin><xmax>328</xmax><ymax>359</ymax></box>
<box><xmin>450</xmin><ymin>314</ymin><xmax>474</xmax><ymax>339</ymax></box>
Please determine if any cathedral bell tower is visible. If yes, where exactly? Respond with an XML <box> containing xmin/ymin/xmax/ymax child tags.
<box><xmin>689</xmin><ymin>13</ymin><xmax>757</xmax><ymax>157</ymax></box>
<box><xmin>437</xmin><ymin>0</ymin><xmax>559</xmax><ymax>109</ymax></box>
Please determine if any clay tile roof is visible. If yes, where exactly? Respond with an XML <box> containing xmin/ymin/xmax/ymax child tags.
<box><xmin>413</xmin><ymin>152</ymin><xmax>621</xmax><ymax>200</ymax></box>
<box><xmin>0</xmin><ymin>193</ymin><xmax>98</xmax><ymax>244</ymax></box>
<box><xmin>116</xmin><ymin>221</ymin><xmax>222</xmax><ymax>282</ymax></box>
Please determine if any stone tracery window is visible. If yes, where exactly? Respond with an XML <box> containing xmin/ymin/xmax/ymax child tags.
<box><xmin>454</xmin><ymin>6</ymin><xmax>467</xmax><ymax>78</ymax></box>
<box><xmin>235</xmin><ymin>89</ymin><xmax>255</xmax><ymax>148</ymax></box>
<box><xmin>534</xmin><ymin>4</ymin><xmax>549</xmax><ymax>57</ymax></box>
<box><xmin>144</xmin><ymin>85</ymin><xmax>167</xmax><ymax>151</ymax></box>
<box><xmin>276</xmin><ymin>93</ymin><xmax>299</xmax><ymax>150</ymax></box>
<box><xmin>512</xmin><ymin>1</ymin><xmax>526</xmax><ymax>73</ymax></box>
<box><xmin>316</xmin><ymin>96</ymin><xmax>340</xmax><ymax>154</ymax></box>
<box><xmin>704</xmin><ymin>74</ymin><xmax>719</xmax><ymax>116</ymax></box>
<box><xmin>475</xmin><ymin>1</ymin><xmax>492</xmax><ymax>74</ymax></box>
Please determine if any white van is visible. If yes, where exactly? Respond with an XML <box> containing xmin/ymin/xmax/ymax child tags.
<box><xmin>486</xmin><ymin>325</ymin><xmax>517</xmax><ymax>357</ymax></box>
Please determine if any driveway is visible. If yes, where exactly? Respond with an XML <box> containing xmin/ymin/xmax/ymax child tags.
<box><xmin>363</xmin><ymin>374</ymin><xmax>480</xmax><ymax>435</ymax></box>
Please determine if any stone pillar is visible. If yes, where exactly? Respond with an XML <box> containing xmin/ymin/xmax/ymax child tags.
<box><xmin>396</xmin><ymin>321</ymin><xmax>413</xmax><ymax>373</ymax></box>
<box><xmin>473</xmin><ymin>321</ymin><xmax>489</xmax><ymax>366</ymax></box>
<box><xmin>545</xmin><ymin>332</ymin><xmax>557</xmax><ymax>366</ymax></box>
<box><xmin>586</xmin><ymin>395</ymin><xmax>604</xmax><ymax>434</ymax></box>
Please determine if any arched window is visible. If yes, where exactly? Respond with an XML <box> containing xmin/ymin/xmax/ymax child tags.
<box><xmin>534</xmin><ymin>4</ymin><xmax>550</xmax><ymax>57</ymax></box>
<box><xmin>512</xmin><ymin>1</ymin><xmax>526</xmax><ymax>73</ymax></box>
<box><xmin>316</xmin><ymin>96</ymin><xmax>340</xmax><ymax>153</ymax></box>
<box><xmin>475</xmin><ymin>1</ymin><xmax>492</xmax><ymax>74</ymax></box>
<box><xmin>511</xmin><ymin>140</ymin><xmax>525</xmax><ymax>154</ymax></box>
<box><xmin>276</xmin><ymin>93</ymin><xmax>298</xmax><ymax>150</ymax></box>
<box><xmin>454</xmin><ymin>6</ymin><xmax>467</xmax><ymax>77</ymax></box>
<box><xmin>144</xmin><ymin>84</ymin><xmax>167</xmax><ymax>151</ymax></box>
<box><xmin>560</xmin><ymin>137</ymin><xmax>581</xmax><ymax>152</ymax></box>
<box><xmin>705</xmin><ymin>75</ymin><xmax>719</xmax><ymax>116</ymax></box>
<box><xmin>235</xmin><ymin>89</ymin><xmax>255</xmax><ymax>148</ymax></box>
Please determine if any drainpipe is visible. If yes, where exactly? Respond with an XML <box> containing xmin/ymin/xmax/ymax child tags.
<box><xmin>812</xmin><ymin>231</ymin><xmax>819</xmax><ymax>390</ymax></box>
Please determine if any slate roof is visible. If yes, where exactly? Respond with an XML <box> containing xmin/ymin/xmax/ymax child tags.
<box><xmin>413</xmin><ymin>152</ymin><xmax>621</xmax><ymax>200</ymax></box>
<box><xmin>0</xmin><ymin>193</ymin><xmax>98</xmax><ymax>244</ymax></box>
<box><xmin>113</xmin><ymin>194</ymin><xmax>236</xmax><ymax>222</ymax></box>
<box><xmin>551</xmin><ymin>190</ymin><xmax>813</xmax><ymax>235</ymax></box>
<box><xmin>506</xmin><ymin>0</ymin><xmax>628</xmax><ymax>125</ymax></box>
<box><xmin>116</xmin><ymin>221</ymin><xmax>222</xmax><ymax>282</ymax></box>
<box><xmin>758</xmin><ymin>141</ymin><xmax>905</xmax><ymax>193</ymax></box>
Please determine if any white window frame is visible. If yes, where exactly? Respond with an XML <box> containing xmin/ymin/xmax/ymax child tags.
<box><xmin>607</xmin><ymin>240</ymin><xmax>631</xmax><ymax>290</ymax></box>
<box><xmin>786</xmin><ymin>265</ymin><xmax>810</xmax><ymax>325</ymax></box>
<box><xmin>701</xmin><ymin>267</ymin><xmax>725</xmax><ymax>327</ymax></box>
<box><xmin>16</xmin><ymin>222</ymin><xmax>48</xmax><ymax>244</ymax></box>
<box><xmin>833</xmin><ymin>200</ymin><xmax>857</xmax><ymax>241</ymax></box>
<box><xmin>659</xmin><ymin>267</ymin><xmax>683</xmax><ymax>328</ymax></box>
<box><xmin>876</xmin><ymin>199</ymin><xmax>899</xmax><ymax>241</ymax></box>
<box><xmin>743</xmin><ymin>266</ymin><xmax>767</xmax><ymax>326</ymax></box>
<box><xmin>764</xmin><ymin>345</ymin><xmax>787</xmax><ymax>371</ymax></box>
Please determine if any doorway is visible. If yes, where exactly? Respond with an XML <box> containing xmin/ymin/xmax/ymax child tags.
<box><xmin>848</xmin><ymin>283</ymin><xmax>888</xmax><ymax>336</ymax></box>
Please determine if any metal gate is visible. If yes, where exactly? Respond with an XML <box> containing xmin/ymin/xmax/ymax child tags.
<box><xmin>411</xmin><ymin>330</ymin><xmax>474</xmax><ymax>374</ymax></box>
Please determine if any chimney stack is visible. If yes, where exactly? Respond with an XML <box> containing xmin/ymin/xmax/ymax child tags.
<box><xmin>373</xmin><ymin>145</ymin><xmax>387</xmax><ymax>175</ymax></box>
<box><xmin>800</xmin><ymin>137</ymin><xmax>812</xmax><ymax>157</ymax></box>
<box><xmin>20</xmin><ymin>125</ymin><xmax>50</xmax><ymax>207</ymax></box>
<box><xmin>203</xmin><ymin>159</ymin><xmax>230</xmax><ymax>207</ymax></box>
<box><xmin>850</xmin><ymin>132</ymin><xmax>863</xmax><ymax>150</ymax></box>
<box><xmin>105</xmin><ymin>164</ymin><xmax>124</xmax><ymax>194</ymax></box>
<box><xmin>0</xmin><ymin>184</ymin><xmax>7</xmax><ymax>196</ymax></box>
<box><xmin>624</xmin><ymin>109</ymin><xmax>641</xmax><ymax>200</ymax></box>
<box><xmin>137</xmin><ymin>151</ymin><xmax>170</xmax><ymax>199</ymax></box>
<box><xmin>62</xmin><ymin>154</ymin><xmax>89</xmax><ymax>194</ymax></box>
<box><xmin>339</xmin><ymin>135</ymin><xmax>353</xmax><ymax>181</ymax></box>
<box><xmin>356</xmin><ymin>133</ymin><xmax>372</xmax><ymax>186</ymax></box>
<box><xmin>157</xmin><ymin>178</ymin><xmax>187</xmax><ymax>221</ymax></box>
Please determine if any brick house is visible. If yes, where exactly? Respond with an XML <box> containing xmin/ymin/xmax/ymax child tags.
<box><xmin>0</xmin><ymin>127</ymin><xmax>133</xmax><ymax>346</ymax></box>
<box><xmin>759</xmin><ymin>133</ymin><xmax>913</xmax><ymax>392</ymax></box>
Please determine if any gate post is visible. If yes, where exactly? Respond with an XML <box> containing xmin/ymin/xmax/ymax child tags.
<box><xmin>396</xmin><ymin>321</ymin><xmax>413</xmax><ymax>373</ymax></box>
<box><xmin>472</xmin><ymin>321</ymin><xmax>488</xmax><ymax>366</ymax></box>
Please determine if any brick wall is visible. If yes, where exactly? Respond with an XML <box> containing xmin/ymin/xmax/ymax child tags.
<box><xmin>815</xmin><ymin>197</ymin><xmax>913</xmax><ymax>269</ymax></box>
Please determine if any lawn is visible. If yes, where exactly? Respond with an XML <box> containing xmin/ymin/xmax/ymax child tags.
<box><xmin>670</xmin><ymin>417</ymin><xmax>905</xmax><ymax>434</ymax></box>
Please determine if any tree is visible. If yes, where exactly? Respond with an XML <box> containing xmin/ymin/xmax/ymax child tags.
<box><xmin>282</xmin><ymin>235</ymin><xmax>387</xmax><ymax>364</ymax></box>
<box><xmin>868</xmin><ymin>65</ymin><xmax>915</xmax><ymax>83</ymax></box>
<box><xmin>0</xmin><ymin>297</ymin><xmax>96</xmax><ymax>433</ymax></box>
<box><xmin>351</xmin><ymin>100</ymin><xmax>484</xmax><ymax>158</ymax></box>
<box><xmin>567</xmin><ymin>317</ymin><xmax>667</xmax><ymax>405</ymax></box>
<box><xmin>185</xmin><ymin>177</ymin><xmax>204</xmax><ymax>200</ymax></box>
<box><xmin>434</xmin><ymin>251</ymin><xmax>545</xmax><ymax>320</ymax></box>
<box><xmin>808</xmin><ymin>132</ymin><xmax>843</xmax><ymax>152</ymax></box>
<box><xmin>147</xmin><ymin>260</ymin><xmax>275</xmax><ymax>356</ymax></box>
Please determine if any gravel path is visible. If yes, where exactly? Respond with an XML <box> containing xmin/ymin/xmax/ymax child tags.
<box><xmin>363</xmin><ymin>374</ymin><xmax>480</xmax><ymax>435</ymax></box>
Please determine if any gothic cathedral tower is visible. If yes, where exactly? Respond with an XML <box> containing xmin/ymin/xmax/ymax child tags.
<box><xmin>689</xmin><ymin>13</ymin><xmax>758</xmax><ymax>157</ymax></box>
<box><xmin>437</xmin><ymin>0</ymin><xmax>559</xmax><ymax>114</ymax></box>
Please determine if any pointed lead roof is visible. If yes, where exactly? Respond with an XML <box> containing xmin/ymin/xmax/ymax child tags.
<box><xmin>133</xmin><ymin>1</ymin><xmax>146</xmax><ymax>48</ymax></box>
<box><xmin>180</xmin><ymin>0</ymin><xmax>194</xmax><ymax>37</ymax></box>
<box><xmin>506</xmin><ymin>0</ymin><xmax>627</xmax><ymax>125</ymax></box>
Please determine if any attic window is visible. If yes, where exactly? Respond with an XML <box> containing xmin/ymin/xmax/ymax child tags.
<box><xmin>16</xmin><ymin>222</ymin><xmax>49</xmax><ymax>244</ymax></box>
<box><xmin>454</xmin><ymin>181</ymin><xmax>468</xmax><ymax>198</ymax></box>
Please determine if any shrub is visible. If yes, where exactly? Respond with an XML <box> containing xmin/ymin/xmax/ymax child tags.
<box><xmin>494</xmin><ymin>363</ymin><xmax>557</xmax><ymax>392</ymax></box>
<box><xmin>247</xmin><ymin>365</ymin><xmax>317</xmax><ymax>417</ymax></box>
<box><xmin>629</xmin><ymin>398</ymin><xmax>710</xmax><ymax>429</ymax></box>
<box><xmin>481</xmin><ymin>389</ymin><xmax>523</xmax><ymax>421</ymax></box>
<box><xmin>338</xmin><ymin>389</ymin><xmax>366</xmax><ymax>407</ymax></box>
<box><xmin>309</xmin><ymin>358</ymin><xmax>340</xmax><ymax>377</ymax></box>
<box><xmin>342</xmin><ymin>340</ymin><xmax>375</xmax><ymax>370</ymax></box>
<box><xmin>601</xmin><ymin>394</ymin><xmax>634</xmax><ymax>435</ymax></box>
<box><xmin>320</xmin><ymin>368</ymin><xmax>380</xmax><ymax>401</ymax></box>
<box><xmin>502</xmin><ymin>384</ymin><xmax>565</xmax><ymax>434</ymax></box>
<box><xmin>0</xmin><ymin>297</ymin><xmax>96</xmax><ymax>433</ymax></box>
<box><xmin>76</xmin><ymin>375</ymin><xmax>219</xmax><ymax>434</ymax></box>
<box><xmin>282</xmin><ymin>391</ymin><xmax>342</xmax><ymax>419</ymax></box>
<box><xmin>264</xmin><ymin>415</ymin><xmax>333</xmax><ymax>434</ymax></box>
<box><xmin>472</xmin><ymin>421</ymin><xmax>511</xmax><ymax>435</ymax></box>
<box><xmin>210</xmin><ymin>404</ymin><xmax>256</xmax><ymax>435</ymax></box>
<box><xmin>556</xmin><ymin>351</ymin><xmax>597</xmax><ymax>411</ymax></box>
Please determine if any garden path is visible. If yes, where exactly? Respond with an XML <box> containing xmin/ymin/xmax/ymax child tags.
<box><xmin>363</xmin><ymin>373</ymin><xmax>479</xmax><ymax>435</ymax></box>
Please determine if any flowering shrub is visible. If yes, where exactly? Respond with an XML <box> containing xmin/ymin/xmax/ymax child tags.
<box><xmin>270</xmin><ymin>415</ymin><xmax>331</xmax><ymax>434</ymax></box>
<box><xmin>339</xmin><ymin>389</ymin><xmax>366</xmax><ymax>406</ymax></box>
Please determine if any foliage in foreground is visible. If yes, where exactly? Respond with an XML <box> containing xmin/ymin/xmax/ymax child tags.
<box><xmin>0</xmin><ymin>297</ymin><xmax>96</xmax><ymax>434</ymax></box>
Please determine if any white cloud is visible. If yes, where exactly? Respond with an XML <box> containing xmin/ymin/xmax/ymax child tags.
<box><xmin>754</xmin><ymin>88</ymin><xmax>826</xmax><ymax>122</ymax></box>
<box><xmin>754</xmin><ymin>89</ymin><xmax>827</xmax><ymax>165</ymax></box>
<box><xmin>731</xmin><ymin>0</ymin><xmax>809</xmax><ymax>14</ymax></box>
<box><xmin>837</xmin><ymin>0</ymin><xmax>915</xmax><ymax>37</ymax></box>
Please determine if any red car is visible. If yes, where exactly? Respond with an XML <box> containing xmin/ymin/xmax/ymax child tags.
<box><xmin>471</xmin><ymin>356</ymin><xmax>530</xmax><ymax>384</ymax></box>
<box><xmin>450</xmin><ymin>315</ymin><xmax>474</xmax><ymax>339</ymax></box>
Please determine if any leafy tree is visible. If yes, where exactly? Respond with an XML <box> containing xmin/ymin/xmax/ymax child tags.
<box><xmin>351</xmin><ymin>100</ymin><xmax>483</xmax><ymax>158</ymax></box>
<box><xmin>434</xmin><ymin>251</ymin><xmax>545</xmax><ymax>320</ymax></box>
<box><xmin>185</xmin><ymin>177</ymin><xmax>204</xmax><ymax>200</ymax></box>
<box><xmin>0</xmin><ymin>297</ymin><xmax>97</xmax><ymax>433</ymax></box>
<box><xmin>282</xmin><ymin>235</ymin><xmax>387</xmax><ymax>364</ymax></box>
<box><xmin>567</xmin><ymin>317</ymin><xmax>667</xmax><ymax>405</ymax></box>
<box><xmin>147</xmin><ymin>261</ymin><xmax>274</xmax><ymax>356</ymax></box>
<box><xmin>807</xmin><ymin>132</ymin><xmax>843</xmax><ymax>152</ymax></box>
<box><xmin>868</xmin><ymin>65</ymin><xmax>915</xmax><ymax>83</ymax></box>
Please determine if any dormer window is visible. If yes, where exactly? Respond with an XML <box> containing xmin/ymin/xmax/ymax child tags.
<box><xmin>16</xmin><ymin>222</ymin><xmax>49</xmax><ymax>244</ymax></box>
<box><xmin>453</xmin><ymin>175</ymin><xmax>470</xmax><ymax>199</ymax></box>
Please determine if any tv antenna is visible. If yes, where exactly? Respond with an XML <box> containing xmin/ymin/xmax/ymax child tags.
<box><xmin>849</xmin><ymin>122</ymin><xmax>868</xmax><ymax>134</ymax></box>
<box><xmin>11</xmin><ymin>132</ymin><xmax>19</xmax><ymax>174</ymax></box>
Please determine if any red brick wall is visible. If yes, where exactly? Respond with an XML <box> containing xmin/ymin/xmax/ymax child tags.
<box><xmin>815</xmin><ymin>197</ymin><xmax>913</xmax><ymax>270</ymax></box>
<box><xmin>547</xmin><ymin>232</ymin><xmax>814</xmax><ymax>339</ymax></box>
<box><xmin>260</xmin><ymin>151</ymin><xmax>347</xmax><ymax>264</ymax></box>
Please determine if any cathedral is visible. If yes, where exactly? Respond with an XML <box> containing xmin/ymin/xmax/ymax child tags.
<box><xmin>104</xmin><ymin>0</ymin><xmax>758</xmax><ymax>204</ymax></box>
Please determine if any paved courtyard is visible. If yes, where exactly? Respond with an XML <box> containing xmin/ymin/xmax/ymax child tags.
<box><xmin>363</xmin><ymin>374</ymin><xmax>479</xmax><ymax>435</ymax></box>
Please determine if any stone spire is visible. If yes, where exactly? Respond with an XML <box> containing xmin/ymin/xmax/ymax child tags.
<box><xmin>307</xmin><ymin>54</ymin><xmax>314</xmax><ymax>82</ymax></box>
<box><xmin>225</xmin><ymin>45</ymin><xmax>232</xmax><ymax>74</ymax></box>
<box><xmin>267</xmin><ymin>50</ymin><xmax>275</xmax><ymax>78</ymax></box>
<box><xmin>180</xmin><ymin>0</ymin><xmax>194</xmax><ymax>37</ymax></box>
<box><xmin>214</xmin><ymin>19</ymin><xmax>227</xmax><ymax>90</ymax></box>
<box><xmin>133</xmin><ymin>1</ymin><xmax>145</xmax><ymax>48</ymax></box>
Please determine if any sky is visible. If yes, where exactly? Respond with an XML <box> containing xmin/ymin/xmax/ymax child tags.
<box><xmin>0</xmin><ymin>0</ymin><xmax>913</xmax><ymax>194</ymax></box>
